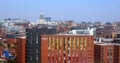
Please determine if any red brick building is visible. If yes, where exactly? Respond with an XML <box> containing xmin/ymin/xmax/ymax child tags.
<box><xmin>0</xmin><ymin>46</ymin><xmax>3</xmax><ymax>55</ymax></box>
<box><xmin>16</xmin><ymin>37</ymin><xmax>26</xmax><ymax>63</ymax></box>
<box><xmin>96</xmin><ymin>25</ymin><xmax>113</xmax><ymax>38</ymax></box>
<box><xmin>41</xmin><ymin>35</ymin><xmax>94</xmax><ymax>63</ymax></box>
<box><xmin>112</xmin><ymin>32</ymin><xmax>120</xmax><ymax>44</ymax></box>
<box><xmin>6</xmin><ymin>38</ymin><xmax>16</xmax><ymax>44</ymax></box>
<box><xmin>94</xmin><ymin>43</ymin><xmax>120</xmax><ymax>63</ymax></box>
<box><xmin>113</xmin><ymin>44</ymin><xmax>120</xmax><ymax>63</ymax></box>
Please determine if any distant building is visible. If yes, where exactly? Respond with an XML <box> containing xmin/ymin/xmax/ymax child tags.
<box><xmin>44</xmin><ymin>17</ymin><xmax>51</xmax><ymax>22</ymax></box>
<box><xmin>0</xmin><ymin>26</ymin><xmax>6</xmax><ymax>37</ymax></box>
<box><xmin>113</xmin><ymin>22</ymin><xmax>120</xmax><ymax>32</ymax></box>
<box><xmin>65</xmin><ymin>20</ymin><xmax>77</xmax><ymax>27</ymax></box>
<box><xmin>0</xmin><ymin>18</ymin><xmax>28</xmax><ymax>37</ymax></box>
<box><xmin>96</xmin><ymin>25</ymin><xmax>113</xmax><ymax>38</ymax></box>
<box><xmin>34</xmin><ymin>15</ymin><xmax>57</xmax><ymax>25</ymax></box>
<box><xmin>5</xmin><ymin>26</ymin><xmax>23</xmax><ymax>33</ymax></box>
<box><xmin>112</xmin><ymin>32</ymin><xmax>120</xmax><ymax>44</ymax></box>
<box><xmin>111</xmin><ymin>32</ymin><xmax>120</xmax><ymax>38</ymax></box>
<box><xmin>5</xmin><ymin>33</ymin><xmax>17</xmax><ymax>38</ymax></box>
<box><xmin>1</xmin><ymin>18</ymin><xmax>28</xmax><ymax>26</ymax></box>
<box><xmin>57</xmin><ymin>24</ymin><xmax>69</xmax><ymax>33</ymax></box>
<box><xmin>69</xmin><ymin>27</ymin><xmax>96</xmax><ymax>36</ymax></box>
<box><xmin>14</xmin><ymin>22</ymin><xmax>30</xmax><ymax>27</ymax></box>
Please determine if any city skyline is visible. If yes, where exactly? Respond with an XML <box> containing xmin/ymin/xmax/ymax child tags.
<box><xmin>0</xmin><ymin>0</ymin><xmax>120</xmax><ymax>22</ymax></box>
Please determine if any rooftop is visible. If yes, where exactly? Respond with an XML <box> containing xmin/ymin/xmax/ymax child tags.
<box><xmin>94</xmin><ymin>42</ymin><xmax>120</xmax><ymax>46</ymax></box>
<box><xmin>17</xmin><ymin>36</ymin><xmax>26</xmax><ymax>39</ymax></box>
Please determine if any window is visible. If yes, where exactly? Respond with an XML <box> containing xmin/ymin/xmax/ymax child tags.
<box><xmin>56</xmin><ymin>37</ymin><xmax>59</xmax><ymax>50</ymax></box>
<box><xmin>36</xmin><ymin>35</ymin><xmax>38</xmax><ymax>44</ymax></box>
<box><xmin>52</xmin><ymin>37</ymin><xmax>55</xmax><ymax>47</ymax></box>
<box><xmin>36</xmin><ymin>55</ymin><xmax>38</xmax><ymax>60</ymax></box>
<box><xmin>36</xmin><ymin>40</ymin><xmax>38</xmax><ymax>44</ymax></box>
<box><xmin>30</xmin><ymin>57</ymin><xmax>32</xmax><ymax>60</ymax></box>
<box><xmin>84</xmin><ymin>38</ymin><xmax>87</xmax><ymax>47</ymax></box>
<box><xmin>36</xmin><ymin>55</ymin><xmax>38</xmax><ymax>63</ymax></box>
<box><xmin>48</xmin><ymin>38</ymin><xmax>51</xmax><ymax>50</ymax></box>
<box><xmin>72</xmin><ymin>38</ymin><xmax>75</xmax><ymax>50</ymax></box>
<box><xmin>65</xmin><ymin>38</ymin><xmax>68</xmax><ymax>50</ymax></box>
<box><xmin>76</xmin><ymin>37</ymin><xmax>79</xmax><ymax>47</ymax></box>
<box><xmin>68</xmin><ymin>38</ymin><xmax>70</xmax><ymax>47</ymax></box>
<box><xmin>36</xmin><ymin>49</ymin><xmax>38</xmax><ymax>54</ymax></box>
<box><xmin>60</xmin><ymin>37</ymin><xmax>62</xmax><ymax>47</ymax></box>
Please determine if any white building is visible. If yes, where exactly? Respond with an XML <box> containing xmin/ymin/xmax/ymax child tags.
<box><xmin>5</xmin><ymin>26</ymin><xmax>24</xmax><ymax>32</ymax></box>
<box><xmin>69</xmin><ymin>27</ymin><xmax>96</xmax><ymax>35</ymax></box>
<box><xmin>33</xmin><ymin>15</ymin><xmax>57</xmax><ymax>25</ymax></box>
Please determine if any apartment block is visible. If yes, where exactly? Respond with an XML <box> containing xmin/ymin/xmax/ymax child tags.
<box><xmin>41</xmin><ymin>35</ymin><xmax>94</xmax><ymax>63</ymax></box>
<box><xmin>94</xmin><ymin>43</ymin><xmax>120</xmax><ymax>63</ymax></box>
<box><xmin>26</xmin><ymin>28</ymin><xmax>57</xmax><ymax>63</ymax></box>
<box><xmin>113</xmin><ymin>45</ymin><xmax>120</xmax><ymax>63</ymax></box>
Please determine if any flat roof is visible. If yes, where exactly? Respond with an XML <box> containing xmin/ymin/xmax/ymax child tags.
<box><xmin>58</xmin><ymin>33</ymin><xmax>93</xmax><ymax>35</ymax></box>
<box><xmin>17</xmin><ymin>36</ymin><xmax>26</xmax><ymax>39</ymax></box>
<box><xmin>41</xmin><ymin>34</ymin><xmax>94</xmax><ymax>37</ymax></box>
<box><xmin>94</xmin><ymin>42</ymin><xmax>120</xmax><ymax>46</ymax></box>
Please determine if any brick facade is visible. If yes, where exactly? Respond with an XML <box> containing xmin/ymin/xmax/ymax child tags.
<box><xmin>41</xmin><ymin>35</ymin><xmax>94</xmax><ymax>63</ymax></box>
<box><xmin>94</xmin><ymin>43</ymin><xmax>120</xmax><ymax>63</ymax></box>
<box><xmin>16</xmin><ymin>37</ymin><xmax>26</xmax><ymax>63</ymax></box>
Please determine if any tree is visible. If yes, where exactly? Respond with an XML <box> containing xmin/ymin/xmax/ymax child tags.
<box><xmin>96</xmin><ymin>61</ymin><xmax>105</xmax><ymax>63</ymax></box>
<box><xmin>7</xmin><ymin>43</ymin><xmax>11</xmax><ymax>48</ymax></box>
<box><xmin>3</xmin><ymin>45</ymin><xmax>6</xmax><ymax>48</ymax></box>
<box><xmin>7</xmin><ymin>59</ymin><xmax>16</xmax><ymax>63</ymax></box>
<box><xmin>0</xmin><ymin>41</ymin><xmax>2</xmax><ymax>46</ymax></box>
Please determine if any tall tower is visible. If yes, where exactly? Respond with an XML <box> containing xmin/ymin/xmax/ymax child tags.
<box><xmin>26</xmin><ymin>27</ymin><xmax>57</xmax><ymax>63</ymax></box>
